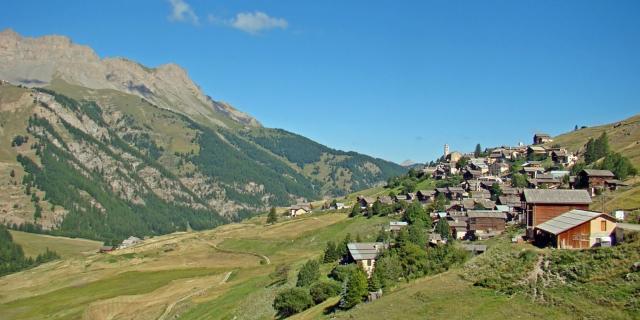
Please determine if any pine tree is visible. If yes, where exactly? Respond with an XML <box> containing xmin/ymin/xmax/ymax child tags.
<box><xmin>349</xmin><ymin>204</ymin><xmax>361</xmax><ymax>217</ymax></box>
<box><xmin>340</xmin><ymin>268</ymin><xmax>368</xmax><ymax>309</ymax></box>
<box><xmin>266</xmin><ymin>207</ymin><xmax>278</xmax><ymax>224</ymax></box>
<box><xmin>435</xmin><ymin>218</ymin><xmax>451</xmax><ymax>241</ymax></box>
<box><xmin>296</xmin><ymin>259</ymin><xmax>320</xmax><ymax>287</ymax></box>
<box><xmin>474</xmin><ymin>143</ymin><xmax>482</xmax><ymax>157</ymax></box>
<box><xmin>337</xmin><ymin>233</ymin><xmax>352</xmax><ymax>258</ymax></box>
<box><xmin>323</xmin><ymin>241</ymin><xmax>338</xmax><ymax>263</ymax></box>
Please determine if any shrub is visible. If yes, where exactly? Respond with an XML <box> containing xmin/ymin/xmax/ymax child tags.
<box><xmin>309</xmin><ymin>280</ymin><xmax>342</xmax><ymax>304</ymax></box>
<box><xmin>296</xmin><ymin>259</ymin><xmax>320</xmax><ymax>287</ymax></box>
<box><xmin>273</xmin><ymin>287</ymin><xmax>314</xmax><ymax>318</ymax></box>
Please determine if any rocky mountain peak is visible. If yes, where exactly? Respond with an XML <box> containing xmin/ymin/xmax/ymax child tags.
<box><xmin>0</xmin><ymin>29</ymin><xmax>260</xmax><ymax>128</ymax></box>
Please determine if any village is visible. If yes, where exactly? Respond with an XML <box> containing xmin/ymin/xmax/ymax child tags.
<box><xmin>281</xmin><ymin>132</ymin><xmax>638</xmax><ymax>289</ymax></box>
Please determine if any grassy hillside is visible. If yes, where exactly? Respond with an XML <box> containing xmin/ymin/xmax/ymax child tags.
<box><xmin>2</xmin><ymin>210</ymin><xmax>637</xmax><ymax>319</ymax></box>
<box><xmin>0</xmin><ymin>210</ymin><xmax>392</xmax><ymax>319</ymax></box>
<box><xmin>547</xmin><ymin>113</ymin><xmax>640</xmax><ymax>168</ymax></box>
<box><xmin>546</xmin><ymin>113</ymin><xmax>640</xmax><ymax>212</ymax></box>
<box><xmin>8</xmin><ymin>230</ymin><xmax>102</xmax><ymax>259</ymax></box>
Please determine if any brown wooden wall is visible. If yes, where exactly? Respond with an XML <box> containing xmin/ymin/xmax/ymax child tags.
<box><xmin>533</xmin><ymin>204</ymin><xmax>590</xmax><ymax>226</ymax></box>
<box><xmin>469</xmin><ymin>217</ymin><xmax>506</xmax><ymax>232</ymax></box>
<box><xmin>557</xmin><ymin>222</ymin><xmax>591</xmax><ymax>249</ymax></box>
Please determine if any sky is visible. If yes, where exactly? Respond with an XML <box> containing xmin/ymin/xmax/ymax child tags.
<box><xmin>2</xmin><ymin>0</ymin><xmax>640</xmax><ymax>164</ymax></box>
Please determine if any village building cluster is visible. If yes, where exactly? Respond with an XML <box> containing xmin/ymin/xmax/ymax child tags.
<box><xmin>276</xmin><ymin>133</ymin><xmax>634</xmax><ymax>278</ymax></box>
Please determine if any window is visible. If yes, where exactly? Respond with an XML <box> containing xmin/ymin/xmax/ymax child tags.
<box><xmin>600</xmin><ymin>220</ymin><xmax>606</xmax><ymax>231</ymax></box>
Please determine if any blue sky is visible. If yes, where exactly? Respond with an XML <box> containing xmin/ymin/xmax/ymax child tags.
<box><xmin>2</xmin><ymin>1</ymin><xmax>639</xmax><ymax>164</ymax></box>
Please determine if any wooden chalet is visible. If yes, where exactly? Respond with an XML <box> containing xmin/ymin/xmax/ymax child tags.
<box><xmin>534</xmin><ymin>210</ymin><xmax>616</xmax><ymax>249</ymax></box>
<box><xmin>551</xmin><ymin>149</ymin><xmax>569</xmax><ymax>164</ymax></box>
<box><xmin>377</xmin><ymin>195</ymin><xmax>394</xmax><ymax>205</ymax></box>
<box><xmin>289</xmin><ymin>205</ymin><xmax>311</xmax><ymax>217</ymax></box>
<box><xmin>416</xmin><ymin>190</ymin><xmax>436</xmax><ymax>202</ymax></box>
<box><xmin>523</xmin><ymin>189</ymin><xmax>592</xmax><ymax>238</ymax></box>
<box><xmin>579</xmin><ymin>169</ymin><xmax>615</xmax><ymax>196</ymax></box>
<box><xmin>533</xmin><ymin>133</ymin><xmax>552</xmax><ymax>145</ymax></box>
<box><xmin>357</xmin><ymin>196</ymin><xmax>376</xmax><ymax>208</ymax></box>
<box><xmin>449</xmin><ymin>219</ymin><xmax>468</xmax><ymax>239</ymax></box>
<box><xmin>467</xmin><ymin>210</ymin><xmax>507</xmax><ymax>234</ymax></box>
<box><xmin>347</xmin><ymin>242</ymin><xmax>386</xmax><ymax>277</ymax></box>
<box><xmin>387</xmin><ymin>221</ymin><xmax>408</xmax><ymax>233</ymax></box>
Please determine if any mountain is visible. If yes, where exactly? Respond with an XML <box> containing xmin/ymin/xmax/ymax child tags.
<box><xmin>0</xmin><ymin>30</ymin><xmax>405</xmax><ymax>242</ymax></box>
<box><xmin>0</xmin><ymin>29</ymin><xmax>258</xmax><ymax>128</ymax></box>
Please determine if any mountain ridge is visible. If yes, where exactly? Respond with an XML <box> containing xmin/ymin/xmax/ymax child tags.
<box><xmin>0</xmin><ymin>30</ymin><xmax>405</xmax><ymax>242</ymax></box>
<box><xmin>0</xmin><ymin>29</ymin><xmax>260</xmax><ymax>129</ymax></box>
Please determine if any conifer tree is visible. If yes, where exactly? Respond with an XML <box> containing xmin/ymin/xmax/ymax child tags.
<box><xmin>267</xmin><ymin>207</ymin><xmax>278</xmax><ymax>224</ymax></box>
<box><xmin>435</xmin><ymin>218</ymin><xmax>451</xmax><ymax>241</ymax></box>
<box><xmin>340</xmin><ymin>268</ymin><xmax>368</xmax><ymax>309</ymax></box>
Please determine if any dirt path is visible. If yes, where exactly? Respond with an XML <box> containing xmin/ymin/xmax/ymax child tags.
<box><xmin>220</xmin><ymin>271</ymin><xmax>232</xmax><ymax>284</ymax></box>
<box><xmin>203</xmin><ymin>238</ymin><xmax>271</xmax><ymax>265</ymax></box>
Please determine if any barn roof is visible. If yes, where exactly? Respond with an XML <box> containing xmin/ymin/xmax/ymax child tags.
<box><xmin>523</xmin><ymin>189</ymin><xmax>592</xmax><ymax>204</ymax></box>
<box><xmin>582</xmin><ymin>169</ymin><xmax>615</xmax><ymax>177</ymax></box>
<box><xmin>467</xmin><ymin>210</ymin><xmax>507</xmax><ymax>219</ymax></box>
<box><xmin>535</xmin><ymin>210</ymin><xmax>613</xmax><ymax>235</ymax></box>
<box><xmin>347</xmin><ymin>242</ymin><xmax>386</xmax><ymax>260</ymax></box>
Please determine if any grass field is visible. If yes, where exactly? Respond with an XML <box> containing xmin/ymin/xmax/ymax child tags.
<box><xmin>9</xmin><ymin>230</ymin><xmax>103</xmax><ymax>258</ymax></box>
<box><xmin>329</xmin><ymin>270</ymin><xmax>574</xmax><ymax>320</ymax></box>
<box><xmin>1</xmin><ymin>208</ymin><xmax>637</xmax><ymax>319</ymax></box>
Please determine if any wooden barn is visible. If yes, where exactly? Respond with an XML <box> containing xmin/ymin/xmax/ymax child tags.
<box><xmin>534</xmin><ymin>210</ymin><xmax>616</xmax><ymax>249</ymax></box>
<box><xmin>467</xmin><ymin>210</ymin><xmax>507</xmax><ymax>233</ymax></box>
<box><xmin>523</xmin><ymin>189</ymin><xmax>592</xmax><ymax>238</ymax></box>
<box><xmin>579</xmin><ymin>169</ymin><xmax>615</xmax><ymax>196</ymax></box>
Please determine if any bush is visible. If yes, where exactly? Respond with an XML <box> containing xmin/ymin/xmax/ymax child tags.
<box><xmin>330</xmin><ymin>264</ymin><xmax>357</xmax><ymax>283</ymax></box>
<box><xmin>309</xmin><ymin>280</ymin><xmax>342</xmax><ymax>304</ymax></box>
<box><xmin>296</xmin><ymin>259</ymin><xmax>320</xmax><ymax>287</ymax></box>
<box><xmin>273</xmin><ymin>287</ymin><xmax>314</xmax><ymax>318</ymax></box>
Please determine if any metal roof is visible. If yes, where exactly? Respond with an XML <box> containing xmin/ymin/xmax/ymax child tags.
<box><xmin>467</xmin><ymin>210</ymin><xmax>507</xmax><ymax>219</ymax></box>
<box><xmin>523</xmin><ymin>189</ymin><xmax>592</xmax><ymax>204</ymax></box>
<box><xmin>616</xmin><ymin>223</ymin><xmax>640</xmax><ymax>231</ymax></box>
<box><xmin>582</xmin><ymin>169</ymin><xmax>615</xmax><ymax>177</ymax></box>
<box><xmin>535</xmin><ymin>210</ymin><xmax>610</xmax><ymax>235</ymax></box>
<box><xmin>347</xmin><ymin>242</ymin><xmax>385</xmax><ymax>260</ymax></box>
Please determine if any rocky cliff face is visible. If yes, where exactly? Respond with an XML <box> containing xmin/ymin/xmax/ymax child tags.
<box><xmin>0</xmin><ymin>29</ymin><xmax>259</xmax><ymax>128</ymax></box>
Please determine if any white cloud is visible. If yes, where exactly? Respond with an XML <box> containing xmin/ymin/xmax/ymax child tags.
<box><xmin>228</xmin><ymin>11</ymin><xmax>288</xmax><ymax>34</ymax></box>
<box><xmin>168</xmin><ymin>0</ymin><xmax>199</xmax><ymax>25</ymax></box>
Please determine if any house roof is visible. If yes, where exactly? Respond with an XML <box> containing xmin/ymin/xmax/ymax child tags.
<box><xmin>417</xmin><ymin>190</ymin><xmax>436</xmax><ymax>196</ymax></box>
<box><xmin>449</xmin><ymin>220</ymin><xmax>468</xmax><ymax>228</ymax></box>
<box><xmin>616</xmin><ymin>223</ymin><xmax>640</xmax><ymax>231</ymax></box>
<box><xmin>528</xmin><ymin>146</ymin><xmax>546</xmax><ymax>152</ymax></box>
<box><xmin>523</xmin><ymin>189</ymin><xmax>592</xmax><ymax>204</ymax></box>
<box><xmin>535</xmin><ymin>210</ymin><xmax>613</xmax><ymax>235</ymax></box>
<box><xmin>347</xmin><ymin>242</ymin><xmax>385</xmax><ymax>260</ymax></box>
<box><xmin>605</xmin><ymin>179</ymin><xmax>628</xmax><ymax>186</ymax></box>
<box><xmin>534</xmin><ymin>133</ymin><xmax>551</xmax><ymax>137</ymax></box>
<box><xmin>378</xmin><ymin>196</ymin><xmax>394</xmax><ymax>204</ymax></box>
<box><xmin>582</xmin><ymin>169</ymin><xmax>615</xmax><ymax>177</ymax></box>
<box><xmin>498</xmin><ymin>195</ymin><xmax>522</xmax><ymax>208</ymax></box>
<box><xmin>467</xmin><ymin>210</ymin><xmax>507</xmax><ymax>219</ymax></box>
<box><xmin>495</xmin><ymin>205</ymin><xmax>510</xmax><ymax>212</ymax></box>
<box><xmin>390</xmin><ymin>221</ymin><xmax>408</xmax><ymax>227</ymax></box>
